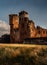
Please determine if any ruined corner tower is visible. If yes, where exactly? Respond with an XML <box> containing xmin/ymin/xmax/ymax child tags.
<box><xmin>28</xmin><ymin>20</ymin><xmax>37</xmax><ymax>38</ymax></box>
<box><xmin>19</xmin><ymin>11</ymin><xmax>29</xmax><ymax>42</ymax></box>
<box><xmin>9</xmin><ymin>14</ymin><xmax>19</xmax><ymax>43</ymax></box>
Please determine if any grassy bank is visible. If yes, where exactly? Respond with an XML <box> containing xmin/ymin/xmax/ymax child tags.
<box><xmin>0</xmin><ymin>45</ymin><xmax>47</xmax><ymax>65</ymax></box>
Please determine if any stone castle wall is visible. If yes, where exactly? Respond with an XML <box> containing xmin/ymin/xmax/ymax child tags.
<box><xmin>9</xmin><ymin>14</ymin><xmax>19</xmax><ymax>43</ymax></box>
<box><xmin>9</xmin><ymin>11</ymin><xmax>47</xmax><ymax>43</ymax></box>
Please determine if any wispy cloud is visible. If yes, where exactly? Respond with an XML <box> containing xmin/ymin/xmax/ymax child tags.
<box><xmin>0</xmin><ymin>20</ymin><xmax>10</xmax><ymax>37</ymax></box>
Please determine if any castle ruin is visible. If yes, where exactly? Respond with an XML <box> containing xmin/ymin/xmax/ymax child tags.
<box><xmin>9</xmin><ymin>11</ymin><xmax>47</xmax><ymax>43</ymax></box>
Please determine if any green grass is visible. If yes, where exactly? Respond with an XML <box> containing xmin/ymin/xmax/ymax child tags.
<box><xmin>0</xmin><ymin>45</ymin><xmax>47</xmax><ymax>65</ymax></box>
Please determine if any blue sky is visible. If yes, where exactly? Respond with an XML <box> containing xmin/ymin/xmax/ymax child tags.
<box><xmin>0</xmin><ymin>0</ymin><xmax>47</xmax><ymax>29</ymax></box>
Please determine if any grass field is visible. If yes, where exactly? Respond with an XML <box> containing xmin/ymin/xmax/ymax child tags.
<box><xmin>0</xmin><ymin>44</ymin><xmax>47</xmax><ymax>65</ymax></box>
